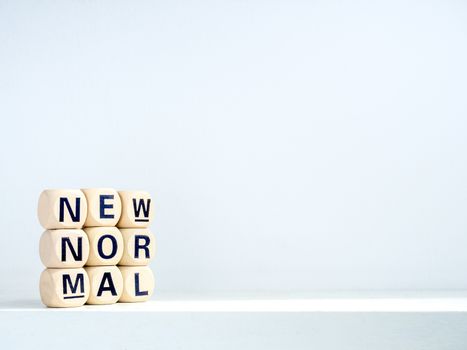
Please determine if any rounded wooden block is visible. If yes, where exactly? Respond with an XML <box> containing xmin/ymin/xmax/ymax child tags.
<box><xmin>82</xmin><ymin>188</ymin><xmax>122</xmax><ymax>227</ymax></box>
<box><xmin>38</xmin><ymin>189</ymin><xmax>88</xmax><ymax>229</ymax></box>
<box><xmin>119</xmin><ymin>228</ymin><xmax>156</xmax><ymax>266</ymax></box>
<box><xmin>84</xmin><ymin>227</ymin><xmax>123</xmax><ymax>266</ymax></box>
<box><xmin>39</xmin><ymin>268</ymin><xmax>90</xmax><ymax>308</ymax></box>
<box><xmin>119</xmin><ymin>266</ymin><xmax>154</xmax><ymax>303</ymax></box>
<box><xmin>117</xmin><ymin>191</ymin><xmax>154</xmax><ymax>228</ymax></box>
<box><xmin>85</xmin><ymin>266</ymin><xmax>123</xmax><ymax>305</ymax></box>
<box><xmin>39</xmin><ymin>229</ymin><xmax>89</xmax><ymax>268</ymax></box>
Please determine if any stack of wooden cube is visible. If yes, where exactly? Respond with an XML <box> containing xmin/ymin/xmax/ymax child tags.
<box><xmin>38</xmin><ymin>188</ymin><xmax>155</xmax><ymax>308</ymax></box>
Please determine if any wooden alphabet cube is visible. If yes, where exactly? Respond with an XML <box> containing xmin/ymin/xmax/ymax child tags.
<box><xmin>85</xmin><ymin>266</ymin><xmax>123</xmax><ymax>305</ymax></box>
<box><xmin>39</xmin><ymin>229</ymin><xmax>89</xmax><ymax>268</ymax></box>
<box><xmin>119</xmin><ymin>228</ymin><xmax>156</xmax><ymax>266</ymax></box>
<box><xmin>38</xmin><ymin>189</ymin><xmax>87</xmax><ymax>229</ymax></box>
<box><xmin>84</xmin><ymin>227</ymin><xmax>123</xmax><ymax>266</ymax></box>
<box><xmin>119</xmin><ymin>266</ymin><xmax>154</xmax><ymax>302</ymax></box>
<box><xmin>117</xmin><ymin>191</ymin><xmax>154</xmax><ymax>228</ymax></box>
<box><xmin>39</xmin><ymin>268</ymin><xmax>90</xmax><ymax>307</ymax></box>
<box><xmin>82</xmin><ymin>188</ymin><xmax>122</xmax><ymax>227</ymax></box>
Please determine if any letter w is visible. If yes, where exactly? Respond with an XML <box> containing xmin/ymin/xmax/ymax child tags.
<box><xmin>133</xmin><ymin>198</ymin><xmax>151</xmax><ymax>218</ymax></box>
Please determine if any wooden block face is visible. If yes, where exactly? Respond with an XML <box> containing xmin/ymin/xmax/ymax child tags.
<box><xmin>39</xmin><ymin>268</ymin><xmax>90</xmax><ymax>307</ymax></box>
<box><xmin>38</xmin><ymin>189</ymin><xmax>87</xmax><ymax>229</ymax></box>
<box><xmin>85</xmin><ymin>266</ymin><xmax>123</xmax><ymax>305</ymax></box>
<box><xmin>82</xmin><ymin>188</ymin><xmax>122</xmax><ymax>227</ymax></box>
<box><xmin>119</xmin><ymin>266</ymin><xmax>154</xmax><ymax>302</ymax></box>
<box><xmin>117</xmin><ymin>191</ymin><xmax>154</xmax><ymax>228</ymax></box>
<box><xmin>119</xmin><ymin>228</ymin><xmax>156</xmax><ymax>266</ymax></box>
<box><xmin>84</xmin><ymin>227</ymin><xmax>123</xmax><ymax>266</ymax></box>
<box><xmin>39</xmin><ymin>229</ymin><xmax>89</xmax><ymax>268</ymax></box>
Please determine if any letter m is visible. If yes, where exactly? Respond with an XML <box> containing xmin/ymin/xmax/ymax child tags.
<box><xmin>62</xmin><ymin>273</ymin><xmax>85</xmax><ymax>295</ymax></box>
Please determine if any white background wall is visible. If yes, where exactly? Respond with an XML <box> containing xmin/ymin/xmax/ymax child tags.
<box><xmin>1</xmin><ymin>0</ymin><xmax>467</xmax><ymax>295</ymax></box>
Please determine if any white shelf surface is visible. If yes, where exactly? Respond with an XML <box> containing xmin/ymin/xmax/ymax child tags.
<box><xmin>2</xmin><ymin>292</ymin><xmax>467</xmax><ymax>349</ymax></box>
<box><xmin>2</xmin><ymin>291</ymin><xmax>467</xmax><ymax>312</ymax></box>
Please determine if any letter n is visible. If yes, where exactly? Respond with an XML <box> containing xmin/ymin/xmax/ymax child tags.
<box><xmin>61</xmin><ymin>237</ymin><xmax>83</xmax><ymax>262</ymax></box>
<box><xmin>59</xmin><ymin>197</ymin><xmax>81</xmax><ymax>222</ymax></box>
